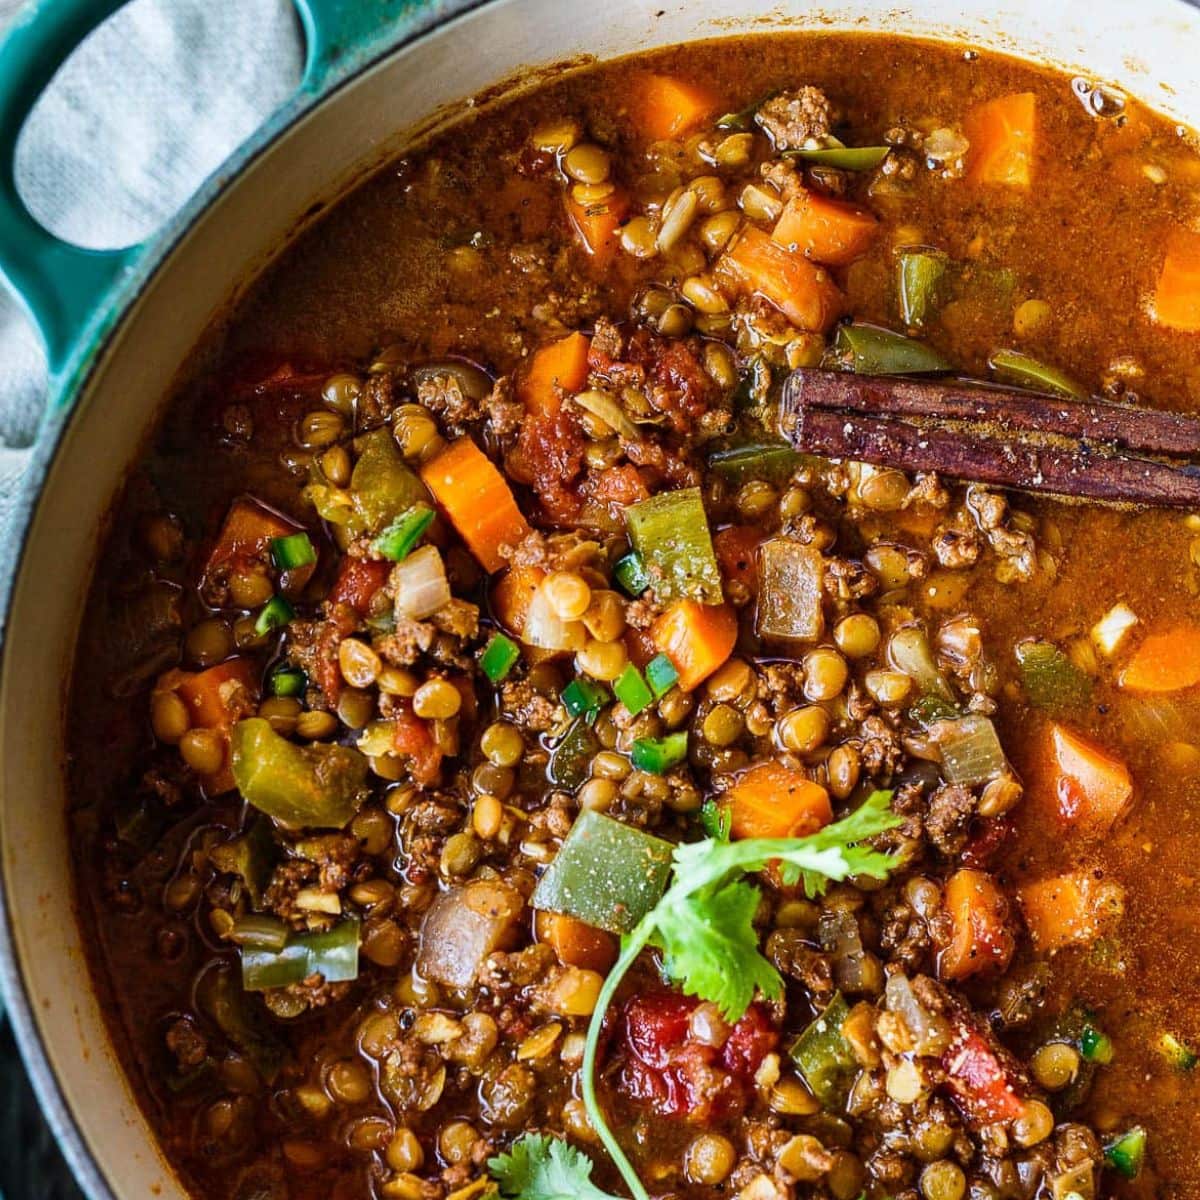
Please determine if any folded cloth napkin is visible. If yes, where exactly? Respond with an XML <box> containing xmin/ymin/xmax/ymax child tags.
<box><xmin>0</xmin><ymin>0</ymin><xmax>303</xmax><ymax>531</ymax></box>
<box><xmin>0</xmin><ymin>2</ymin><xmax>303</xmax><ymax>1193</ymax></box>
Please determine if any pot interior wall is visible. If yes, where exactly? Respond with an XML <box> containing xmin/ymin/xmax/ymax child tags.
<box><xmin>2</xmin><ymin>0</ymin><xmax>1198</xmax><ymax>1196</ymax></box>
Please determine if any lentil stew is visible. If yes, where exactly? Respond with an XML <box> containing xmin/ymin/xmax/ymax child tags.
<box><xmin>67</xmin><ymin>32</ymin><xmax>1200</xmax><ymax>1200</ymax></box>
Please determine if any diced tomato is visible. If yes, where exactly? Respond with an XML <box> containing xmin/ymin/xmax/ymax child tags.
<box><xmin>941</xmin><ymin>1022</ymin><xmax>1026</xmax><ymax>1126</ymax></box>
<box><xmin>713</xmin><ymin>525</ymin><xmax>762</xmax><ymax>594</ymax></box>
<box><xmin>959</xmin><ymin>816</ymin><xmax>1014</xmax><ymax>869</ymax></box>
<box><xmin>507</xmin><ymin>409</ymin><xmax>587</xmax><ymax>524</ymax></box>
<box><xmin>721</xmin><ymin>1003</ymin><xmax>777</xmax><ymax>1077</ymax></box>
<box><xmin>393</xmin><ymin>704</ymin><xmax>443</xmax><ymax>785</ymax></box>
<box><xmin>618</xmin><ymin>992</ymin><xmax>778</xmax><ymax>1121</ymax></box>
<box><xmin>329</xmin><ymin>557</ymin><xmax>391</xmax><ymax>616</ymax></box>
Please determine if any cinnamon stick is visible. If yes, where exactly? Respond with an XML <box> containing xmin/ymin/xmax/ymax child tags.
<box><xmin>784</xmin><ymin>369</ymin><xmax>1200</xmax><ymax>456</ymax></box>
<box><xmin>781</xmin><ymin>369</ymin><xmax>1200</xmax><ymax>508</ymax></box>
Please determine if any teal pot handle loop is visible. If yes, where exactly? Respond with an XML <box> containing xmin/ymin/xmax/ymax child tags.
<box><xmin>0</xmin><ymin>0</ymin><xmax>390</xmax><ymax>380</ymax></box>
<box><xmin>294</xmin><ymin>0</ymin><xmax>410</xmax><ymax>92</ymax></box>
<box><xmin>0</xmin><ymin>0</ymin><xmax>139</xmax><ymax>377</ymax></box>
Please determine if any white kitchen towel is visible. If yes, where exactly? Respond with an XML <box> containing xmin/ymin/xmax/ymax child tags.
<box><xmin>0</xmin><ymin>0</ymin><xmax>305</xmax><ymax>529</ymax></box>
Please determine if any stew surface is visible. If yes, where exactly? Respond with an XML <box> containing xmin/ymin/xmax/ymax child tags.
<box><xmin>67</xmin><ymin>32</ymin><xmax>1200</xmax><ymax>1200</ymax></box>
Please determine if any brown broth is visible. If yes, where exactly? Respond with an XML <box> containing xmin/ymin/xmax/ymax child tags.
<box><xmin>68</xmin><ymin>32</ymin><xmax>1200</xmax><ymax>1200</ymax></box>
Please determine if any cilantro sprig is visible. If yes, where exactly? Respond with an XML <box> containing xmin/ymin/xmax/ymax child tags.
<box><xmin>489</xmin><ymin>793</ymin><xmax>900</xmax><ymax>1200</ymax></box>
<box><xmin>490</xmin><ymin>1133</ymin><xmax>623</xmax><ymax>1200</ymax></box>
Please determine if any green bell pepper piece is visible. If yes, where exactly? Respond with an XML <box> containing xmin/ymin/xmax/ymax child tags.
<box><xmin>630</xmin><ymin>731</ymin><xmax>689</xmax><ymax>774</ymax></box>
<box><xmin>989</xmin><ymin>348</ymin><xmax>1087</xmax><ymax>400</ymax></box>
<box><xmin>790</xmin><ymin>993</ymin><xmax>858</xmax><ymax>1109</ymax></box>
<box><xmin>208</xmin><ymin>817</ymin><xmax>277</xmax><ymax>907</ymax></box>
<box><xmin>561</xmin><ymin>678</ymin><xmax>608</xmax><ymax>722</ymax></box>
<box><xmin>1079</xmin><ymin>1022</ymin><xmax>1114</xmax><ymax>1065</ymax></box>
<box><xmin>645</xmin><ymin>653</ymin><xmax>679</xmax><ymax>698</ymax></box>
<box><xmin>350</xmin><ymin>428</ymin><xmax>430</xmax><ymax>534</ymax></box>
<box><xmin>195</xmin><ymin>963</ymin><xmax>285</xmax><ymax>1083</ymax></box>
<box><xmin>230</xmin><ymin>718</ymin><xmax>368</xmax><ymax>830</ymax></box>
<box><xmin>531</xmin><ymin>809</ymin><xmax>674</xmax><ymax>934</ymax></box>
<box><xmin>548</xmin><ymin>717</ymin><xmax>600</xmax><ymax>789</ymax></box>
<box><xmin>1104</xmin><ymin>1126</ymin><xmax>1147</xmax><ymax>1179</ymax></box>
<box><xmin>268</xmin><ymin>665</ymin><xmax>307</xmax><ymax>697</ymax></box>
<box><xmin>897</xmin><ymin>248</ymin><xmax>950</xmax><ymax>328</ymax></box>
<box><xmin>613</xmin><ymin>551</ymin><xmax>650</xmax><ymax>597</ymax></box>
<box><xmin>241</xmin><ymin>919</ymin><xmax>361</xmax><ymax>991</ymax></box>
<box><xmin>707</xmin><ymin>441</ymin><xmax>802</xmax><ymax>486</ymax></box>
<box><xmin>480</xmin><ymin>633</ymin><xmax>520</xmax><ymax>683</ymax></box>
<box><xmin>270</xmin><ymin>531</ymin><xmax>317</xmax><ymax>570</ymax></box>
<box><xmin>307</xmin><ymin>428</ymin><xmax>430</xmax><ymax>536</ymax></box>
<box><xmin>626</xmin><ymin>487</ymin><xmax>722</xmax><ymax>604</ymax></box>
<box><xmin>785</xmin><ymin>145</ymin><xmax>891</xmax><ymax>170</ymax></box>
<box><xmin>1015</xmin><ymin>640</ymin><xmax>1092</xmax><ymax>711</ymax></box>
<box><xmin>372</xmin><ymin>502</ymin><xmax>435</xmax><ymax>561</ymax></box>
<box><xmin>614</xmin><ymin>664</ymin><xmax>654</xmax><ymax>716</ymax></box>
<box><xmin>832</xmin><ymin>323</ymin><xmax>953</xmax><ymax>375</ymax></box>
<box><xmin>254</xmin><ymin>595</ymin><xmax>294</xmax><ymax>637</ymax></box>
<box><xmin>1159</xmin><ymin>1032</ymin><xmax>1197</xmax><ymax>1071</ymax></box>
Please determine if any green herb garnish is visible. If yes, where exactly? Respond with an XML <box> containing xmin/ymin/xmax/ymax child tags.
<box><xmin>490</xmin><ymin>1132</ymin><xmax>623</xmax><ymax>1200</ymax></box>
<box><xmin>577</xmin><ymin>791</ymin><xmax>900</xmax><ymax>1200</ymax></box>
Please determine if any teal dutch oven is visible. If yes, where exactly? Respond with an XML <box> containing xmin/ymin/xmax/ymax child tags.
<box><xmin>1</xmin><ymin>0</ymin><xmax>1199</xmax><ymax>1197</ymax></box>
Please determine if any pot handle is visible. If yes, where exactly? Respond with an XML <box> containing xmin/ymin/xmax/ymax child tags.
<box><xmin>0</xmin><ymin>0</ymin><xmax>140</xmax><ymax>378</ymax></box>
<box><xmin>0</xmin><ymin>0</ymin><xmax>390</xmax><ymax>379</ymax></box>
<box><xmin>293</xmin><ymin>0</ymin><xmax>406</xmax><ymax>92</ymax></box>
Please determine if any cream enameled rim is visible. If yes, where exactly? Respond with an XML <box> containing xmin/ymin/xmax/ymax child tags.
<box><xmin>2</xmin><ymin>2</ymin><xmax>1200</xmax><ymax>1198</ymax></box>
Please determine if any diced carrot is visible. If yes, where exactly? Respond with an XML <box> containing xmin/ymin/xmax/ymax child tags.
<box><xmin>420</xmin><ymin>438</ymin><xmax>532</xmax><ymax>574</ymax></box>
<box><xmin>160</xmin><ymin>658</ymin><xmax>259</xmax><ymax>793</ymax></box>
<box><xmin>633</xmin><ymin>73</ymin><xmax>719</xmax><ymax>141</ymax></box>
<box><xmin>963</xmin><ymin>92</ymin><xmax>1037</xmax><ymax>187</ymax></box>
<box><xmin>1018</xmin><ymin>871</ymin><xmax>1126</xmax><ymax>953</ymax></box>
<box><xmin>724</xmin><ymin>761</ymin><xmax>832</xmax><ymax>840</ymax></box>
<box><xmin>713</xmin><ymin>525</ymin><xmax>761</xmax><ymax>594</ymax></box>
<box><xmin>1153</xmin><ymin>229</ymin><xmax>1200</xmax><ymax>332</ymax></box>
<box><xmin>1118</xmin><ymin>623</ymin><xmax>1200</xmax><ymax>693</ymax></box>
<box><xmin>1040</xmin><ymin>722</ymin><xmax>1133</xmax><ymax>832</ymax></box>
<box><xmin>771</xmin><ymin>189</ymin><xmax>879</xmax><ymax>266</ymax></box>
<box><xmin>939</xmin><ymin>869</ymin><xmax>1015</xmax><ymax>981</ymax></box>
<box><xmin>535</xmin><ymin>910</ymin><xmax>618</xmax><ymax>972</ymax></box>
<box><xmin>393</xmin><ymin>704</ymin><xmax>443</xmax><ymax>785</ymax></box>
<box><xmin>491</xmin><ymin>564</ymin><xmax>546</xmax><ymax>638</ymax></box>
<box><xmin>203</xmin><ymin>497</ymin><xmax>313</xmax><ymax>593</ymax></box>
<box><xmin>328</xmin><ymin>557</ymin><xmax>391</xmax><ymax>616</ymax></box>
<box><xmin>171</xmin><ymin>659</ymin><xmax>259</xmax><ymax>732</ymax></box>
<box><xmin>565</xmin><ymin>185</ymin><xmax>631</xmax><ymax>269</ymax></box>
<box><xmin>520</xmin><ymin>332</ymin><xmax>592</xmax><ymax>418</ymax></box>
<box><xmin>718</xmin><ymin>226</ymin><xmax>843</xmax><ymax>331</ymax></box>
<box><xmin>650</xmin><ymin>600</ymin><xmax>739</xmax><ymax>692</ymax></box>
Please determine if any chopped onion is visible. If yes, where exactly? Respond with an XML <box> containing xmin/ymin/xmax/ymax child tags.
<box><xmin>756</xmin><ymin>538</ymin><xmax>825</xmax><ymax>642</ymax></box>
<box><xmin>393</xmin><ymin>544</ymin><xmax>451</xmax><ymax>619</ymax></box>
<box><xmin>572</xmin><ymin>388</ymin><xmax>639</xmax><ymax>442</ymax></box>
<box><xmin>819</xmin><ymin>909</ymin><xmax>872</xmax><ymax>992</ymax></box>
<box><xmin>889</xmin><ymin>626</ymin><xmax>953</xmax><ymax>700</ymax></box>
<box><xmin>1091</xmin><ymin>602</ymin><xmax>1139</xmax><ymax>657</ymax></box>
<box><xmin>931</xmin><ymin>715</ymin><xmax>1008</xmax><ymax>785</ymax></box>
<box><xmin>417</xmin><ymin>878</ymin><xmax>523</xmax><ymax>989</ymax></box>
<box><xmin>885</xmin><ymin>973</ymin><xmax>952</xmax><ymax>1055</ymax></box>
<box><xmin>524</xmin><ymin>581</ymin><xmax>588</xmax><ymax>651</ymax></box>
<box><xmin>1122</xmin><ymin>695</ymin><xmax>1191</xmax><ymax>744</ymax></box>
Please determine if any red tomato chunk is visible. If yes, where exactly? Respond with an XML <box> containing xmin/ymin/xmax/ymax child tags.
<box><xmin>617</xmin><ymin>993</ymin><xmax>778</xmax><ymax>1121</ymax></box>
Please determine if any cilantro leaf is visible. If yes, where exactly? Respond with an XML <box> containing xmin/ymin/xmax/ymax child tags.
<box><xmin>654</xmin><ymin>877</ymin><xmax>783</xmax><ymax>1020</ymax></box>
<box><xmin>577</xmin><ymin>787</ymin><xmax>902</xmax><ymax>1200</ymax></box>
<box><xmin>489</xmin><ymin>1133</ymin><xmax>623</xmax><ymax>1200</ymax></box>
